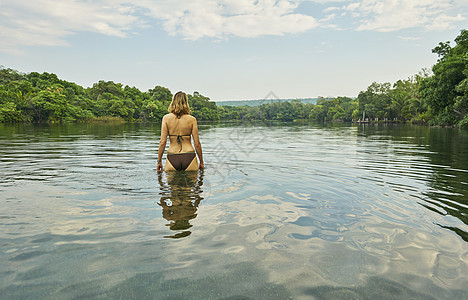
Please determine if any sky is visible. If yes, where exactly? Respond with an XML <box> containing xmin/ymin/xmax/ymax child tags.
<box><xmin>0</xmin><ymin>0</ymin><xmax>467</xmax><ymax>101</ymax></box>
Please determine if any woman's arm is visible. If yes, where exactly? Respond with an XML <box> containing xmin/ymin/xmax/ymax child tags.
<box><xmin>157</xmin><ymin>116</ymin><xmax>168</xmax><ymax>172</ymax></box>
<box><xmin>191</xmin><ymin>117</ymin><xmax>204</xmax><ymax>169</ymax></box>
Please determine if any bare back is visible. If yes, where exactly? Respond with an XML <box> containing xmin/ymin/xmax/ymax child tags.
<box><xmin>163</xmin><ymin>113</ymin><xmax>196</xmax><ymax>153</ymax></box>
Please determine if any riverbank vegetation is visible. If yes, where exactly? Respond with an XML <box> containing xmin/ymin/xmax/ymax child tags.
<box><xmin>1</xmin><ymin>29</ymin><xmax>467</xmax><ymax>127</ymax></box>
<box><xmin>0</xmin><ymin>71</ymin><xmax>219</xmax><ymax>123</ymax></box>
<box><xmin>219</xmin><ymin>29</ymin><xmax>468</xmax><ymax>128</ymax></box>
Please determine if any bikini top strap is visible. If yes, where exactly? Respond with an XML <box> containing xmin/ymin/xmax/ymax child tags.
<box><xmin>168</xmin><ymin>134</ymin><xmax>191</xmax><ymax>152</ymax></box>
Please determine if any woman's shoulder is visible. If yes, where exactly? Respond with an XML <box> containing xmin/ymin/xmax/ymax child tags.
<box><xmin>163</xmin><ymin>113</ymin><xmax>175</xmax><ymax>120</ymax></box>
<box><xmin>164</xmin><ymin>113</ymin><xmax>196</xmax><ymax>124</ymax></box>
<box><xmin>181</xmin><ymin>114</ymin><xmax>196</xmax><ymax>121</ymax></box>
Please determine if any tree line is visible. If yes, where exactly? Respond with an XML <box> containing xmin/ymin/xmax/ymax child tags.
<box><xmin>0</xmin><ymin>70</ymin><xmax>219</xmax><ymax>123</ymax></box>
<box><xmin>219</xmin><ymin>29</ymin><xmax>468</xmax><ymax>128</ymax></box>
<box><xmin>1</xmin><ymin>29</ymin><xmax>467</xmax><ymax>127</ymax></box>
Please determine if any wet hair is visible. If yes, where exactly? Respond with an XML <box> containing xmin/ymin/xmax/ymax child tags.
<box><xmin>168</xmin><ymin>91</ymin><xmax>191</xmax><ymax>118</ymax></box>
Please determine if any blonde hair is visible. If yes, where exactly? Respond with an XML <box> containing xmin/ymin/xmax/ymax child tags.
<box><xmin>168</xmin><ymin>91</ymin><xmax>191</xmax><ymax>117</ymax></box>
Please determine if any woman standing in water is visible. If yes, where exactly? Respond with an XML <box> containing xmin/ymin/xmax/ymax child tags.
<box><xmin>157</xmin><ymin>91</ymin><xmax>204</xmax><ymax>172</ymax></box>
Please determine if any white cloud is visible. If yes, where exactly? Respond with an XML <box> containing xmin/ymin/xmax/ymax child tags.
<box><xmin>345</xmin><ymin>2</ymin><xmax>361</xmax><ymax>11</ymax></box>
<box><xmin>425</xmin><ymin>13</ymin><xmax>465</xmax><ymax>31</ymax></box>
<box><xmin>323</xmin><ymin>6</ymin><xmax>341</xmax><ymax>13</ymax></box>
<box><xmin>320</xmin><ymin>13</ymin><xmax>337</xmax><ymax>22</ymax></box>
<box><xmin>132</xmin><ymin>0</ymin><xmax>319</xmax><ymax>40</ymax></box>
<box><xmin>0</xmin><ymin>0</ymin><xmax>320</xmax><ymax>53</ymax></box>
<box><xmin>0</xmin><ymin>0</ymin><xmax>140</xmax><ymax>54</ymax></box>
<box><xmin>398</xmin><ymin>35</ymin><xmax>421</xmax><ymax>41</ymax></box>
<box><xmin>0</xmin><ymin>0</ymin><xmax>466</xmax><ymax>54</ymax></box>
<box><xmin>341</xmin><ymin>0</ymin><xmax>466</xmax><ymax>32</ymax></box>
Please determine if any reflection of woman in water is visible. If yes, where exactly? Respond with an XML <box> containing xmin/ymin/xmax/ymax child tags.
<box><xmin>157</xmin><ymin>170</ymin><xmax>205</xmax><ymax>238</ymax></box>
<box><xmin>157</xmin><ymin>91</ymin><xmax>204</xmax><ymax>172</ymax></box>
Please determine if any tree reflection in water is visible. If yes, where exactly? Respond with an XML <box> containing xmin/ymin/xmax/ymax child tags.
<box><xmin>157</xmin><ymin>170</ymin><xmax>205</xmax><ymax>238</ymax></box>
<box><xmin>356</xmin><ymin>124</ymin><xmax>468</xmax><ymax>242</ymax></box>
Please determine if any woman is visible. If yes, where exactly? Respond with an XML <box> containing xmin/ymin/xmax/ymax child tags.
<box><xmin>157</xmin><ymin>91</ymin><xmax>204</xmax><ymax>172</ymax></box>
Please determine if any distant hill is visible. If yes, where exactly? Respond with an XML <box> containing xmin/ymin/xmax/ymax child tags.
<box><xmin>216</xmin><ymin>98</ymin><xmax>318</xmax><ymax>107</ymax></box>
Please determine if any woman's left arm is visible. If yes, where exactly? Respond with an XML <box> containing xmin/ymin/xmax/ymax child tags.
<box><xmin>191</xmin><ymin>117</ymin><xmax>204</xmax><ymax>169</ymax></box>
<box><xmin>157</xmin><ymin>116</ymin><xmax>168</xmax><ymax>172</ymax></box>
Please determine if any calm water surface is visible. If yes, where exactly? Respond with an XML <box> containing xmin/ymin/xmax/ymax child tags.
<box><xmin>1</xmin><ymin>122</ymin><xmax>468</xmax><ymax>299</ymax></box>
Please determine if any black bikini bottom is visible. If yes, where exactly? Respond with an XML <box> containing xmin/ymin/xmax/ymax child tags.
<box><xmin>167</xmin><ymin>152</ymin><xmax>196</xmax><ymax>171</ymax></box>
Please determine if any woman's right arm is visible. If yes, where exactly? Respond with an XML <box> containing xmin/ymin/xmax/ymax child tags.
<box><xmin>157</xmin><ymin>116</ymin><xmax>168</xmax><ymax>172</ymax></box>
<box><xmin>192</xmin><ymin>117</ymin><xmax>204</xmax><ymax>169</ymax></box>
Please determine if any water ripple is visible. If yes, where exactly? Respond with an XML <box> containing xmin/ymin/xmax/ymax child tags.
<box><xmin>1</xmin><ymin>123</ymin><xmax>468</xmax><ymax>298</ymax></box>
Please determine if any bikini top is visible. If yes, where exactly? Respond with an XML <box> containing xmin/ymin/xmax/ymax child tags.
<box><xmin>169</xmin><ymin>114</ymin><xmax>191</xmax><ymax>152</ymax></box>
<box><xmin>168</xmin><ymin>134</ymin><xmax>191</xmax><ymax>152</ymax></box>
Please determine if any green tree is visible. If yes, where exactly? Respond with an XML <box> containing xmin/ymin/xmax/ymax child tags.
<box><xmin>28</xmin><ymin>86</ymin><xmax>68</xmax><ymax>122</ymax></box>
<box><xmin>87</xmin><ymin>80</ymin><xmax>123</xmax><ymax>100</ymax></box>
<box><xmin>148</xmin><ymin>86</ymin><xmax>172</xmax><ymax>104</ymax></box>
<box><xmin>0</xmin><ymin>66</ymin><xmax>24</xmax><ymax>84</ymax></box>
<box><xmin>420</xmin><ymin>29</ymin><xmax>468</xmax><ymax>126</ymax></box>
<box><xmin>189</xmin><ymin>92</ymin><xmax>219</xmax><ymax>121</ymax></box>
<box><xmin>309</xmin><ymin>104</ymin><xmax>327</xmax><ymax>122</ymax></box>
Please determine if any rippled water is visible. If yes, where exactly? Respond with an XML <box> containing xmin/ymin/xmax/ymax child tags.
<box><xmin>1</xmin><ymin>122</ymin><xmax>468</xmax><ymax>299</ymax></box>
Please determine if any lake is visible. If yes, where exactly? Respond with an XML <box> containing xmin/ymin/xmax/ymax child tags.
<box><xmin>1</xmin><ymin>122</ymin><xmax>468</xmax><ymax>299</ymax></box>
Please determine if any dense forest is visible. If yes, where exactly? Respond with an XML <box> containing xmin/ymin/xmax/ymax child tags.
<box><xmin>1</xmin><ymin>29</ymin><xmax>467</xmax><ymax>127</ymax></box>
<box><xmin>217</xmin><ymin>98</ymin><xmax>317</xmax><ymax>107</ymax></box>
<box><xmin>0</xmin><ymin>70</ymin><xmax>219</xmax><ymax>123</ymax></box>
<box><xmin>219</xmin><ymin>29</ymin><xmax>468</xmax><ymax>128</ymax></box>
